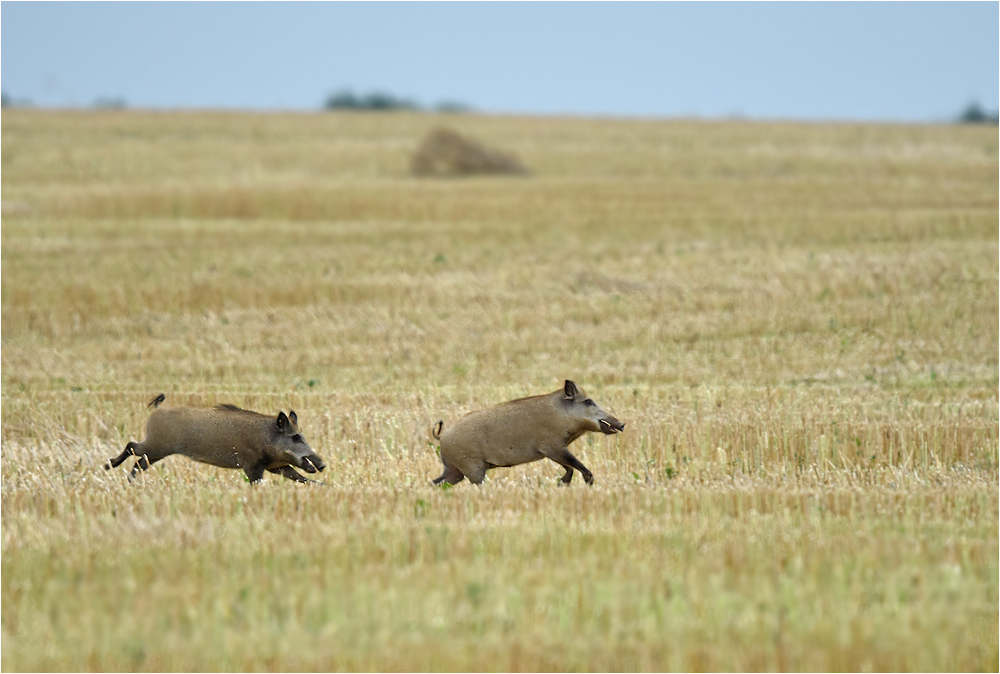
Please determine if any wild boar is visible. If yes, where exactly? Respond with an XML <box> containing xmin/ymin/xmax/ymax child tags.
<box><xmin>104</xmin><ymin>394</ymin><xmax>326</xmax><ymax>484</ymax></box>
<box><xmin>432</xmin><ymin>380</ymin><xmax>624</xmax><ymax>486</ymax></box>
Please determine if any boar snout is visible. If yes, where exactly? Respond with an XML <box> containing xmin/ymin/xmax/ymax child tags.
<box><xmin>300</xmin><ymin>455</ymin><xmax>325</xmax><ymax>473</ymax></box>
<box><xmin>599</xmin><ymin>417</ymin><xmax>625</xmax><ymax>434</ymax></box>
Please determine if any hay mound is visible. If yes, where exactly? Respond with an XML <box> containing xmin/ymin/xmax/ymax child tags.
<box><xmin>411</xmin><ymin>127</ymin><xmax>529</xmax><ymax>177</ymax></box>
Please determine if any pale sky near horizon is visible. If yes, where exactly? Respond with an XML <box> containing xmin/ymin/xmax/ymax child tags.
<box><xmin>2</xmin><ymin>1</ymin><xmax>997</xmax><ymax>122</ymax></box>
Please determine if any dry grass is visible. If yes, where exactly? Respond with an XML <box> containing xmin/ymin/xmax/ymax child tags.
<box><xmin>2</xmin><ymin>109</ymin><xmax>997</xmax><ymax>671</ymax></box>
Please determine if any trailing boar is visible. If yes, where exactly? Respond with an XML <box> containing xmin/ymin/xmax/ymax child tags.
<box><xmin>432</xmin><ymin>380</ymin><xmax>624</xmax><ymax>486</ymax></box>
<box><xmin>104</xmin><ymin>394</ymin><xmax>326</xmax><ymax>484</ymax></box>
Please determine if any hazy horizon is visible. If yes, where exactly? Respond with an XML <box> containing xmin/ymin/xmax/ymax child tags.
<box><xmin>2</xmin><ymin>2</ymin><xmax>997</xmax><ymax>123</ymax></box>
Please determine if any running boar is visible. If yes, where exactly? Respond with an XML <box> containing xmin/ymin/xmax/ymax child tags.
<box><xmin>104</xmin><ymin>394</ymin><xmax>326</xmax><ymax>484</ymax></box>
<box><xmin>432</xmin><ymin>380</ymin><xmax>624</xmax><ymax>486</ymax></box>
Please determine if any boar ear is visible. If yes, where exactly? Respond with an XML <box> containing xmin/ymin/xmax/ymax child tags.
<box><xmin>276</xmin><ymin>411</ymin><xmax>289</xmax><ymax>431</ymax></box>
<box><xmin>564</xmin><ymin>380</ymin><xmax>579</xmax><ymax>399</ymax></box>
<box><xmin>289</xmin><ymin>410</ymin><xmax>298</xmax><ymax>428</ymax></box>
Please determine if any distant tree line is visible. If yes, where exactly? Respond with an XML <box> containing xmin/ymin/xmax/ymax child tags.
<box><xmin>1</xmin><ymin>88</ymin><xmax>993</xmax><ymax>123</ymax></box>
<box><xmin>323</xmin><ymin>89</ymin><xmax>469</xmax><ymax>113</ymax></box>
<box><xmin>93</xmin><ymin>97</ymin><xmax>127</xmax><ymax>110</ymax></box>
<box><xmin>1</xmin><ymin>92</ymin><xmax>128</xmax><ymax>109</ymax></box>
<box><xmin>957</xmin><ymin>102</ymin><xmax>999</xmax><ymax>125</ymax></box>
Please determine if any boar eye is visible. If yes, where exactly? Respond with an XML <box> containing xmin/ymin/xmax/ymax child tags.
<box><xmin>291</xmin><ymin>434</ymin><xmax>303</xmax><ymax>444</ymax></box>
<box><xmin>584</xmin><ymin>399</ymin><xmax>595</xmax><ymax>407</ymax></box>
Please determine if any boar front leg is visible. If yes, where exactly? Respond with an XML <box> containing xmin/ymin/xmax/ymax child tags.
<box><xmin>243</xmin><ymin>461</ymin><xmax>268</xmax><ymax>484</ymax></box>
<box><xmin>267</xmin><ymin>465</ymin><xmax>318</xmax><ymax>484</ymax></box>
<box><xmin>545</xmin><ymin>448</ymin><xmax>594</xmax><ymax>486</ymax></box>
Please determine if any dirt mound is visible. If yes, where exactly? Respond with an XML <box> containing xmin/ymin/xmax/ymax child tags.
<box><xmin>411</xmin><ymin>127</ymin><xmax>529</xmax><ymax>177</ymax></box>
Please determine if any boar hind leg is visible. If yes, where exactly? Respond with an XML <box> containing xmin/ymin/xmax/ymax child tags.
<box><xmin>105</xmin><ymin>441</ymin><xmax>142</xmax><ymax>470</ymax></box>
<box><xmin>433</xmin><ymin>463</ymin><xmax>466</xmax><ymax>486</ymax></box>
<box><xmin>546</xmin><ymin>449</ymin><xmax>594</xmax><ymax>486</ymax></box>
<box><xmin>128</xmin><ymin>446</ymin><xmax>173</xmax><ymax>479</ymax></box>
<box><xmin>461</xmin><ymin>461</ymin><xmax>488</xmax><ymax>485</ymax></box>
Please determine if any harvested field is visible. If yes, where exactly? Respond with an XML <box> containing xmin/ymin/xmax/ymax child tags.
<box><xmin>2</xmin><ymin>109</ymin><xmax>997</xmax><ymax>671</ymax></box>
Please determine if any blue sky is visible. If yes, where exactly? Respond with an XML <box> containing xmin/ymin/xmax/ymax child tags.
<box><xmin>2</xmin><ymin>2</ymin><xmax>997</xmax><ymax>122</ymax></box>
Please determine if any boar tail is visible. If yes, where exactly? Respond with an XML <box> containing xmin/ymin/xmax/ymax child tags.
<box><xmin>432</xmin><ymin>420</ymin><xmax>444</xmax><ymax>440</ymax></box>
<box><xmin>148</xmin><ymin>393</ymin><xmax>166</xmax><ymax>409</ymax></box>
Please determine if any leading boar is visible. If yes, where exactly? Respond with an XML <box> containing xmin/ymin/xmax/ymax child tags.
<box><xmin>432</xmin><ymin>380</ymin><xmax>624</xmax><ymax>486</ymax></box>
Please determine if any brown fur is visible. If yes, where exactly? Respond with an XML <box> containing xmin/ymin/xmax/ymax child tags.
<box><xmin>432</xmin><ymin>380</ymin><xmax>624</xmax><ymax>486</ymax></box>
<box><xmin>105</xmin><ymin>395</ymin><xmax>326</xmax><ymax>484</ymax></box>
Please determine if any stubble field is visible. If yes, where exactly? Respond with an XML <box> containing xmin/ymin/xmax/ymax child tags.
<box><xmin>1</xmin><ymin>109</ymin><xmax>998</xmax><ymax>671</ymax></box>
